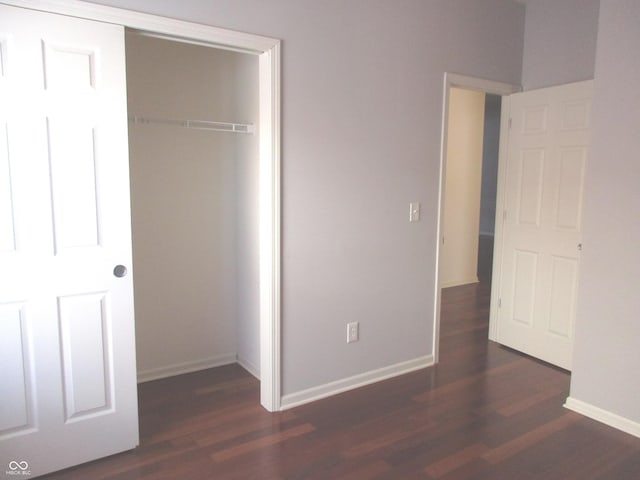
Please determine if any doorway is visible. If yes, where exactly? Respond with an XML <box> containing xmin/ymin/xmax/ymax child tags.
<box><xmin>103</xmin><ymin>14</ymin><xmax>281</xmax><ymax>411</ymax></box>
<box><xmin>20</xmin><ymin>0</ymin><xmax>282</xmax><ymax>412</ymax></box>
<box><xmin>433</xmin><ymin>73</ymin><xmax>518</xmax><ymax>361</ymax></box>
<box><xmin>125</xmin><ymin>33</ymin><xmax>261</xmax><ymax>384</ymax></box>
<box><xmin>439</xmin><ymin>87</ymin><xmax>500</xmax><ymax>289</ymax></box>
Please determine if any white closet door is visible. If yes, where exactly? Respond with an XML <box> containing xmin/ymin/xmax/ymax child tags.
<box><xmin>0</xmin><ymin>5</ymin><xmax>138</xmax><ymax>477</ymax></box>
<box><xmin>495</xmin><ymin>80</ymin><xmax>592</xmax><ymax>370</ymax></box>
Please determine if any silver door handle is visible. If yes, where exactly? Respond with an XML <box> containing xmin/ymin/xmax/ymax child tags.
<box><xmin>113</xmin><ymin>265</ymin><xmax>128</xmax><ymax>278</ymax></box>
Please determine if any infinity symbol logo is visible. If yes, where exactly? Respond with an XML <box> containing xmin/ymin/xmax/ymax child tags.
<box><xmin>8</xmin><ymin>461</ymin><xmax>29</xmax><ymax>471</ymax></box>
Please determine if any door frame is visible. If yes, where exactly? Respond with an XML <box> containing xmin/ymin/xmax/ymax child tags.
<box><xmin>3</xmin><ymin>0</ymin><xmax>282</xmax><ymax>411</ymax></box>
<box><xmin>433</xmin><ymin>73</ymin><xmax>518</xmax><ymax>362</ymax></box>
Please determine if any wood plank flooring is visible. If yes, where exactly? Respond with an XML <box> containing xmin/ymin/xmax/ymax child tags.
<box><xmin>43</xmin><ymin>282</ymin><xmax>640</xmax><ymax>479</ymax></box>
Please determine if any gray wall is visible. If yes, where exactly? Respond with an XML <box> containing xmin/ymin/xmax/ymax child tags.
<box><xmin>569</xmin><ymin>0</ymin><xmax>640</xmax><ymax>425</ymax></box>
<box><xmin>521</xmin><ymin>0</ymin><xmax>599</xmax><ymax>89</ymax></box>
<box><xmin>91</xmin><ymin>0</ymin><xmax>525</xmax><ymax>396</ymax></box>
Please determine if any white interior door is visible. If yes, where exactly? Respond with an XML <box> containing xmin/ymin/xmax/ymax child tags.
<box><xmin>494</xmin><ymin>80</ymin><xmax>592</xmax><ymax>370</ymax></box>
<box><xmin>0</xmin><ymin>5</ymin><xmax>138</xmax><ymax>477</ymax></box>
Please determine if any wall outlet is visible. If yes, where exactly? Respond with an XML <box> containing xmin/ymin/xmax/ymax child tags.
<box><xmin>409</xmin><ymin>202</ymin><xmax>421</xmax><ymax>222</ymax></box>
<box><xmin>347</xmin><ymin>321</ymin><xmax>359</xmax><ymax>343</ymax></box>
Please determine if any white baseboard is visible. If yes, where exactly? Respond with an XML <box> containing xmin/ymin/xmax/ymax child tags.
<box><xmin>564</xmin><ymin>397</ymin><xmax>640</xmax><ymax>439</ymax></box>
<box><xmin>441</xmin><ymin>277</ymin><xmax>479</xmax><ymax>288</ymax></box>
<box><xmin>280</xmin><ymin>355</ymin><xmax>434</xmax><ymax>411</ymax></box>
<box><xmin>236</xmin><ymin>355</ymin><xmax>260</xmax><ymax>380</ymax></box>
<box><xmin>137</xmin><ymin>353</ymin><xmax>237</xmax><ymax>383</ymax></box>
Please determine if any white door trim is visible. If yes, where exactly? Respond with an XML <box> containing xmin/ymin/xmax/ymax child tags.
<box><xmin>2</xmin><ymin>0</ymin><xmax>282</xmax><ymax>411</ymax></box>
<box><xmin>434</xmin><ymin>73</ymin><xmax>519</xmax><ymax>362</ymax></box>
<box><xmin>488</xmin><ymin>94</ymin><xmax>512</xmax><ymax>343</ymax></box>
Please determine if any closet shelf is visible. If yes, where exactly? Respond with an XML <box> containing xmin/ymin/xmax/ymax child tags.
<box><xmin>129</xmin><ymin>115</ymin><xmax>255</xmax><ymax>134</ymax></box>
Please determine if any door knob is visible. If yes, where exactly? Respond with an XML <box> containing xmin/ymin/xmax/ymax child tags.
<box><xmin>113</xmin><ymin>265</ymin><xmax>128</xmax><ymax>278</ymax></box>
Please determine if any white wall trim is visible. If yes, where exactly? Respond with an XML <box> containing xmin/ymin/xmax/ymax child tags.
<box><xmin>565</xmin><ymin>397</ymin><xmax>640</xmax><ymax>439</ymax></box>
<box><xmin>434</xmin><ymin>73</ymin><xmax>520</xmax><ymax>362</ymax></box>
<box><xmin>280</xmin><ymin>355</ymin><xmax>434</xmax><ymax>411</ymax></box>
<box><xmin>488</xmin><ymin>95</ymin><xmax>513</xmax><ymax>342</ymax></box>
<box><xmin>259</xmin><ymin>43</ymin><xmax>282</xmax><ymax>412</ymax></box>
<box><xmin>236</xmin><ymin>356</ymin><xmax>260</xmax><ymax>380</ymax></box>
<box><xmin>137</xmin><ymin>354</ymin><xmax>237</xmax><ymax>384</ymax></box>
<box><xmin>2</xmin><ymin>0</ymin><xmax>282</xmax><ymax>412</ymax></box>
<box><xmin>1</xmin><ymin>0</ymin><xmax>278</xmax><ymax>52</ymax></box>
<box><xmin>441</xmin><ymin>277</ymin><xmax>480</xmax><ymax>289</ymax></box>
<box><xmin>446</xmin><ymin>74</ymin><xmax>520</xmax><ymax>96</ymax></box>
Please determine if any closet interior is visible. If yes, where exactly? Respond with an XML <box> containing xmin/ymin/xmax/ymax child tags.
<box><xmin>124</xmin><ymin>32</ymin><xmax>260</xmax><ymax>383</ymax></box>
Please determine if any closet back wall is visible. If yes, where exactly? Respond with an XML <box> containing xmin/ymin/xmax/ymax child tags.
<box><xmin>125</xmin><ymin>34</ymin><xmax>259</xmax><ymax>382</ymax></box>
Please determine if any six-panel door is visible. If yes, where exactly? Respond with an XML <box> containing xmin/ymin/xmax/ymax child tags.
<box><xmin>0</xmin><ymin>5</ymin><xmax>138</xmax><ymax>477</ymax></box>
<box><xmin>497</xmin><ymin>80</ymin><xmax>592</xmax><ymax>370</ymax></box>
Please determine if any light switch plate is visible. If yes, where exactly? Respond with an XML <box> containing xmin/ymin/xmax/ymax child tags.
<box><xmin>347</xmin><ymin>321</ymin><xmax>359</xmax><ymax>343</ymax></box>
<box><xmin>409</xmin><ymin>202</ymin><xmax>421</xmax><ymax>222</ymax></box>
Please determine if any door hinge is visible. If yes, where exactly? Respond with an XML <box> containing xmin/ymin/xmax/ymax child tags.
<box><xmin>508</xmin><ymin>117</ymin><xmax>512</xmax><ymax>130</ymax></box>
<box><xmin>498</xmin><ymin>298</ymin><xmax>502</xmax><ymax>308</ymax></box>
<box><xmin>503</xmin><ymin>210</ymin><xmax>507</xmax><ymax>222</ymax></box>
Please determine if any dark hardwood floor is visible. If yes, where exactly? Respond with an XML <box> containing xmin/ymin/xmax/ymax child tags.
<box><xmin>44</xmin><ymin>282</ymin><xmax>640</xmax><ymax>479</ymax></box>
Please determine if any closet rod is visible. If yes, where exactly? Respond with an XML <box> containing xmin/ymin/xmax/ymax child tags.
<box><xmin>129</xmin><ymin>115</ymin><xmax>255</xmax><ymax>134</ymax></box>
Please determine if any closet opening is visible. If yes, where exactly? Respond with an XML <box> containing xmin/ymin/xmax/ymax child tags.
<box><xmin>124</xmin><ymin>32</ymin><xmax>261</xmax><ymax>390</ymax></box>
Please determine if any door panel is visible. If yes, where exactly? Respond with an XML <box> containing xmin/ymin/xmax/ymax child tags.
<box><xmin>0</xmin><ymin>121</ymin><xmax>16</xmax><ymax>252</ymax></box>
<box><xmin>43</xmin><ymin>42</ymin><xmax>98</xmax><ymax>91</ymax></box>
<box><xmin>48</xmin><ymin>121</ymin><xmax>101</xmax><ymax>251</ymax></box>
<box><xmin>496</xmin><ymin>80</ymin><xmax>592</xmax><ymax>370</ymax></box>
<box><xmin>58</xmin><ymin>292</ymin><xmax>113</xmax><ymax>420</ymax></box>
<box><xmin>0</xmin><ymin>302</ymin><xmax>34</xmax><ymax>435</ymax></box>
<box><xmin>0</xmin><ymin>5</ymin><xmax>138</xmax><ymax>477</ymax></box>
<box><xmin>555</xmin><ymin>148</ymin><xmax>586</xmax><ymax>229</ymax></box>
<box><xmin>511</xmin><ymin>249</ymin><xmax>537</xmax><ymax>326</ymax></box>
<box><xmin>517</xmin><ymin>148</ymin><xmax>544</xmax><ymax>226</ymax></box>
